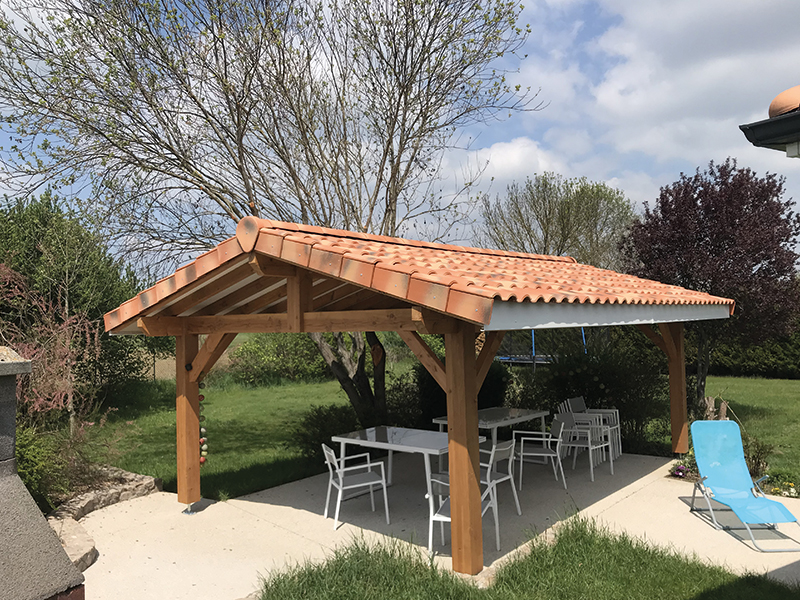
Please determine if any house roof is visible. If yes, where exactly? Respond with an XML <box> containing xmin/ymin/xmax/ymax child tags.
<box><xmin>740</xmin><ymin>109</ymin><xmax>800</xmax><ymax>152</ymax></box>
<box><xmin>104</xmin><ymin>217</ymin><xmax>735</xmax><ymax>335</ymax></box>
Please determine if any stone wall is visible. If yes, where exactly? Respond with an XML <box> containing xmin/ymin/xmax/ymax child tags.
<box><xmin>48</xmin><ymin>467</ymin><xmax>162</xmax><ymax>571</ymax></box>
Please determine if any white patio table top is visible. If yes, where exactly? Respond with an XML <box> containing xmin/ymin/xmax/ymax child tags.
<box><xmin>433</xmin><ymin>407</ymin><xmax>549</xmax><ymax>445</ymax></box>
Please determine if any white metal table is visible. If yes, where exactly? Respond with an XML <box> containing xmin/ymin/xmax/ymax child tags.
<box><xmin>331</xmin><ymin>426</ymin><xmax>484</xmax><ymax>501</ymax></box>
<box><xmin>433</xmin><ymin>407</ymin><xmax>549</xmax><ymax>445</ymax></box>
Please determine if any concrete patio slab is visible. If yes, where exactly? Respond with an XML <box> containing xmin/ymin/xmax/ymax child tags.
<box><xmin>79</xmin><ymin>453</ymin><xmax>800</xmax><ymax>600</ymax></box>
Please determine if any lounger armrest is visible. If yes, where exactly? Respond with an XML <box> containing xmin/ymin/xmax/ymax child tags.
<box><xmin>754</xmin><ymin>475</ymin><xmax>769</xmax><ymax>495</ymax></box>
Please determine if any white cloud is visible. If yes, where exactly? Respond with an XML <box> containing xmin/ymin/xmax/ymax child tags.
<box><xmin>456</xmin><ymin>0</ymin><xmax>800</xmax><ymax>217</ymax></box>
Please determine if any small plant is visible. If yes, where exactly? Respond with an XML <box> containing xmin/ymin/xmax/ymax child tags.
<box><xmin>672</xmin><ymin>465</ymin><xmax>688</xmax><ymax>479</ymax></box>
<box><xmin>763</xmin><ymin>469</ymin><xmax>799</xmax><ymax>498</ymax></box>
<box><xmin>15</xmin><ymin>426</ymin><xmax>68</xmax><ymax>511</ymax></box>
<box><xmin>671</xmin><ymin>446</ymin><xmax>698</xmax><ymax>480</ymax></box>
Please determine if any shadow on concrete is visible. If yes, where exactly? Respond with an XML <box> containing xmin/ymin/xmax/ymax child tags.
<box><xmin>678</xmin><ymin>494</ymin><xmax>800</xmax><ymax>552</ymax></box>
<box><xmin>232</xmin><ymin>451</ymin><xmax>672</xmax><ymax>567</ymax></box>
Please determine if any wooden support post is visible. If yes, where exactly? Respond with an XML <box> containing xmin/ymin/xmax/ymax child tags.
<box><xmin>176</xmin><ymin>328</ymin><xmax>201</xmax><ymax>504</ymax></box>
<box><xmin>659</xmin><ymin>322</ymin><xmax>688</xmax><ymax>454</ymax></box>
<box><xmin>445</xmin><ymin>321</ymin><xmax>483</xmax><ymax>575</ymax></box>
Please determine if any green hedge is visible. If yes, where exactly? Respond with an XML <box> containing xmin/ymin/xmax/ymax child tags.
<box><xmin>710</xmin><ymin>333</ymin><xmax>800</xmax><ymax>380</ymax></box>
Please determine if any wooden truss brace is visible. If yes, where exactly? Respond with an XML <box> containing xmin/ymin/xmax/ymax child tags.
<box><xmin>637</xmin><ymin>323</ymin><xmax>688</xmax><ymax>453</ymax></box>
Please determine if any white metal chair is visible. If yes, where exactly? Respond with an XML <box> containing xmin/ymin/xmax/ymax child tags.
<box><xmin>426</xmin><ymin>439</ymin><xmax>519</xmax><ymax>554</ymax></box>
<box><xmin>322</xmin><ymin>443</ymin><xmax>389</xmax><ymax>530</ymax></box>
<box><xmin>567</xmin><ymin>396</ymin><xmax>622</xmax><ymax>460</ymax></box>
<box><xmin>514</xmin><ymin>416</ymin><xmax>567</xmax><ymax>490</ymax></box>
<box><xmin>558</xmin><ymin>412</ymin><xmax>614</xmax><ymax>482</ymax></box>
<box><xmin>480</xmin><ymin>438</ymin><xmax>522</xmax><ymax>517</ymax></box>
<box><xmin>426</xmin><ymin>472</ymin><xmax>500</xmax><ymax>554</ymax></box>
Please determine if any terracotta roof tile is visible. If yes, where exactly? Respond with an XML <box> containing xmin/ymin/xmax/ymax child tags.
<box><xmin>104</xmin><ymin>217</ymin><xmax>735</xmax><ymax>333</ymax></box>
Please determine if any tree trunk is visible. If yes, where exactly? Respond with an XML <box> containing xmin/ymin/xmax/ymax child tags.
<box><xmin>365</xmin><ymin>331</ymin><xmax>386</xmax><ymax>419</ymax></box>
<box><xmin>309</xmin><ymin>331</ymin><xmax>387</xmax><ymax>427</ymax></box>
<box><xmin>694</xmin><ymin>325</ymin><xmax>712</xmax><ymax>415</ymax></box>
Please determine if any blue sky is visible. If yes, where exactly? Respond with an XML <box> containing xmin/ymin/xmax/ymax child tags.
<box><xmin>447</xmin><ymin>0</ymin><xmax>800</xmax><ymax>213</ymax></box>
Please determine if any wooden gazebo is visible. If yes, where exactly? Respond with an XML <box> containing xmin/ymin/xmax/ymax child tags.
<box><xmin>104</xmin><ymin>217</ymin><xmax>735</xmax><ymax>574</ymax></box>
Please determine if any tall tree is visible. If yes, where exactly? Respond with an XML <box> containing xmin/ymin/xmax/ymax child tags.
<box><xmin>623</xmin><ymin>158</ymin><xmax>800</xmax><ymax>408</ymax></box>
<box><xmin>0</xmin><ymin>0</ymin><xmax>537</xmax><ymax>425</ymax></box>
<box><xmin>0</xmin><ymin>194</ymin><xmax>151</xmax><ymax>411</ymax></box>
<box><xmin>478</xmin><ymin>173</ymin><xmax>636</xmax><ymax>270</ymax></box>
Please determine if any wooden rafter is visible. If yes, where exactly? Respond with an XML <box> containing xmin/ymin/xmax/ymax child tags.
<box><xmin>347</xmin><ymin>294</ymin><xmax>409</xmax><ymax>312</ymax></box>
<box><xmin>201</xmin><ymin>277</ymin><xmax>285</xmax><ymax>316</ymax></box>
<box><xmin>322</xmin><ymin>287</ymin><xmax>380</xmax><ymax>312</ymax></box>
<box><xmin>312</xmin><ymin>280</ymin><xmax>359</xmax><ymax>309</ymax></box>
<box><xmin>311</xmin><ymin>279</ymin><xmax>352</xmax><ymax>309</ymax></box>
<box><xmin>234</xmin><ymin>281</ymin><xmax>288</xmax><ymax>314</ymax></box>
<box><xmin>166</xmin><ymin>263</ymin><xmax>256</xmax><ymax>316</ymax></box>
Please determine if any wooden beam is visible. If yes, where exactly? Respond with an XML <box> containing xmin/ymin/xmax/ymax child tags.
<box><xmin>445</xmin><ymin>321</ymin><xmax>483</xmax><ymax>575</ymax></box>
<box><xmin>476</xmin><ymin>331</ymin><xmax>505</xmax><ymax>389</ymax></box>
<box><xmin>398</xmin><ymin>330</ymin><xmax>447</xmax><ymax>390</ymax></box>
<box><xmin>635</xmin><ymin>324</ymin><xmax>667</xmax><ymax>355</ymax></box>
<box><xmin>411</xmin><ymin>307</ymin><xmax>460</xmax><ymax>334</ymax></box>
<box><xmin>304</xmin><ymin>309</ymin><xmax>417</xmax><ymax>332</ymax></box>
<box><xmin>661</xmin><ymin>322</ymin><xmax>688</xmax><ymax>454</ymax></box>
<box><xmin>137</xmin><ymin>309</ymin><xmax>424</xmax><ymax>335</ymax></box>
<box><xmin>286</xmin><ymin>272</ymin><xmax>313</xmax><ymax>332</ymax></box>
<box><xmin>248</xmin><ymin>253</ymin><xmax>297</xmax><ymax>278</ymax></box>
<box><xmin>176</xmin><ymin>328</ymin><xmax>201</xmax><ymax>504</ymax></box>
<box><xmin>190</xmin><ymin>332</ymin><xmax>238</xmax><ymax>383</ymax></box>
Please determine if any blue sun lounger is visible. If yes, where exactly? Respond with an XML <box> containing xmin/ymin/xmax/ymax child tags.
<box><xmin>690</xmin><ymin>420</ymin><xmax>800</xmax><ymax>552</ymax></box>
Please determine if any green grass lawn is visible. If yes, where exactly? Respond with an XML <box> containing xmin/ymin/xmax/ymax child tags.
<box><xmin>95</xmin><ymin>374</ymin><xmax>800</xmax><ymax>500</ymax></box>
<box><xmin>92</xmin><ymin>374</ymin><xmax>800</xmax><ymax>597</ymax></box>
<box><xmin>98</xmin><ymin>378</ymin><xmax>348</xmax><ymax>499</ymax></box>
<box><xmin>706</xmin><ymin>376</ymin><xmax>800</xmax><ymax>478</ymax></box>
<box><xmin>258</xmin><ymin>518</ymin><xmax>800</xmax><ymax>600</ymax></box>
